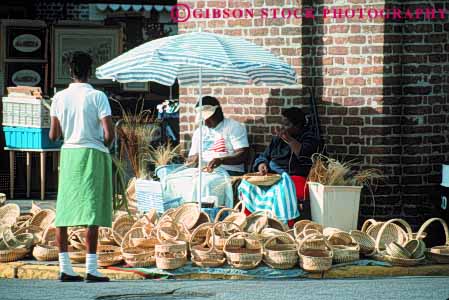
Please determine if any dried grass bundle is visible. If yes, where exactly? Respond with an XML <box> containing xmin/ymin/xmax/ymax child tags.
<box><xmin>308</xmin><ymin>154</ymin><xmax>382</xmax><ymax>187</ymax></box>
<box><xmin>147</xmin><ymin>142</ymin><xmax>181</xmax><ymax>167</ymax></box>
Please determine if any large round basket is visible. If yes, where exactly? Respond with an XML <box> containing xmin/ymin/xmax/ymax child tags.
<box><xmin>403</xmin><ymin>239</ymin><xmax>426</xmax><ymax>259</ymax></box>
<box><xmin>263</xmin><ymin>234</ymin><xmax>298</xmax><ymax>269</ymax></box>
<box><xmin>190</xmin><ymin>223</ymin><xmax>225</xmax><ymax>268</ymax></box>
<box><xmin>0</xmin><ymin>204</ymin><xmax>20</xmax><ymax>226</ymax></box>
<box><xmin>224</xmin><ymin>232</ymin><xmax>263</xmax><ymax>270</ymax></box>
<box><xmin>172</xmin><ymin>203</ymin><xmax>201</xmax><ymax>230</ymax></box>
<box><xmin>242</xmin><ymin>173</ymin><xmax>281</xmax><ymax>187</ymax></box>
<box><xmin>28</xmin><ymin>209</ymin><xmax>55</xmax><ymax>231</ymax></box>
<box><xmin>298</xmin><ymin>233</ymin><xmax>333</xmax><ymax>272</ymax></box>
<box><xmin>416</xmin><ymin>217</ymin><xmax>449</xmax><ymax>264</ymax></box>
<box><xmin>362</xmin><ymin>219</ymin><xmax>409</xmax><ymax>251</ymax></box>
<box><xmin>33</xmin><ymin>244</ymin><xmax>59</xmax><ymax>261</ymax></box>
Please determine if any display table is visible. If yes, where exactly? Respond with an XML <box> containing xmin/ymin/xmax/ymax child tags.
<box><xmin>5</xmin><ymin>147</ymin><xmax>60</xmax><ymax>200</ymax></box>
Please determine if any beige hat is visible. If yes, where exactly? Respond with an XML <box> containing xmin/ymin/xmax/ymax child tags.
<box><xmin>195</xmin><ymin>105</ymin><xmax>218</xmax><ymax>124</ymax></box>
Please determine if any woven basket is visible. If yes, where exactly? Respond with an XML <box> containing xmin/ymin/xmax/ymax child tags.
<box><xmin>294</xmin><ymin>221</ymin><xmax>323</xmax><ymax>239</ymax></box>
<box><xmin>97</xmin><ymin>244</ymin><xmax>122</xmax><ymax>267</ymax></box>
<box><xmin>69</xmin><ymin>250</ymin><xmax>86</xmax><ymax>263</ymax></box>
<box><xmin>121</xmin><ymin>247</ymin><xmax>155</xmax><ymax>267</ymax></box>
<box><xmin>416</xmin><ymin>217</ymin><xmax>449</xmax><ymax>264</ymax></box>
<box><xmin>373</xmin><ymin>251</ymin><xmax>426</xmax><ymax>267</ymax></box>
<box><xmin>242</xmin><ymin>173</ymin><xmax>281</xmax><ymax>187</ymax></box>
<box><xmin>0</xmin><ymin>248</ymin><xmax>28</xmax><ymax>262</ymax></box>
<box><xmin>363</xmin><ymin>219</ymin><xmax>409</xmax><ymax>251</ymax></box>
<box><xmin>298</xmin><ymin>233</ymin><xmax>333</xmax><ymax>272</ymax></box>
<box><xmin>155</xmin><ymin>226</ymin><xmax>187</xmax><ymax>270</ymax></box>
<box><xmin>30</xmin><ymin>201</ymin><xmax>42</xmax><ymax>215</ymax></box>
<box><xmin>263</xmin><ymin>234</ymin><xmax>298</xmax><ymax>269</ymax></box>
<box><xmin>349</xmin><ymin>230</ymin><xmax>376</xmax><ymax>256</ymax></box>
<box><xmin>403</xmin><ymin>239</ymin><xmax>426</xmax><ymax>259</ymax></box>
<box><xmin>323</xmin><ymin>228</ymin><xmax>353</xmax><ymax>246</ymax></box>
<box><xmin>224</xmin><ymin>232</ymin><xmax>263</xmax><ymax>270</ymax></box>
<box><xmin>172</xmin><ymin>203</ymin><xmax>201</xmax><ymax>230</ymax></box>
<box><xmin>215</xmin><ymin>207</ymin><xmax>247</xmax><ymax>229</ymax></box>
<box><xmin>374</xmin><ymin>218</ymin><xmax>413</xmax><ymax>254</ymax></box>
<box><xmin>98</xmin><ymin>227</ymin><xmax>116</xmax><ymax>246</ymax></box>
<box><xmin>33</xmin><ymin>244</ymin><xmax>59</xmax><ymax>261</ymax></box>
<box><xmin>244</xmin><ymin>211</ymin><xmax>268</xmax><ymax>234</ymax></box>
<box><xmin>296</xmin><ymin>228</ymin><xmax>327</xmax><ymax>251</ymax></box>
<box><xmin>0</xmin><ymin>204</ymin><xmax>20</xmax><ymax>226</ymax></box>
<box><xmin>209</xmin><ymin>221</ymin><xmax>243</xmax><ymax>251</ymax></box>
<box><xmin>332</xmin><ymin>244</ymin><xmax>360</xmax><ymax>264</ymax></box>
<box><xmin>0</xmin><ymin>193</ymin><xmax>5</xmax><ymax>206</ymax></box>
<box><xmin>1</xmin><ymin>228</ymin><xmax>34</xmax><ymax>249</ymax></box>
<box><xmin>29</xmin><ymin>209</ymin><xmax>55</xmax><ymax>231</ymax></box>
<box><xmin>68</xmin><ymin>229</ymin><xmax>86</xmax><ymax>251</ymax></box>
<box><xmin>385</xmin><ymin>242</ymin><xmax>412</xmax><ymax>259</ymax></box>
<box><xmin>13</xmin><ymin>225</ymin><xmax>43</xmax><ymax>246</ymax></box>
<box><xmin>190</xmin><ymin>222</ymin><xmax>225</xmax><ymax>268</ymax></box>
<box><xmin>112</xmin><ymin>214</ymin><xmax>136</xmax><ymax>246</ymax></box>
<box><xmin>41</xmin><ymin>226</ymin><xmax>56</xmax><ymax>245</ymax></box>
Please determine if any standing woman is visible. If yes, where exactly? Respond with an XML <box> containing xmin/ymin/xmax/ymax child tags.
<box><xmin>49</xmin><ymin>51</ymin><xmax>114</xmax><ymax>282</ymax></box>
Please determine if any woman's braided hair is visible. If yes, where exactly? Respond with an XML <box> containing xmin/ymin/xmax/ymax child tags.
<box><xmin>69</xmin><ymin>51</ymin><xmax>92</xmax><ymax>81</ymax></box>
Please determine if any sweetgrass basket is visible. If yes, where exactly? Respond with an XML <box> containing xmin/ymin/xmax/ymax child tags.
<box><xmin>242</xmin><ymin>173</ymin><xmax>281</xmax><ymax>187</ymax></box>
<box><xmin>224</xmin><ymin>232</ymin><xmax>263</xmax><ymax>270</ymax></box>
<box><xmin>190</xmin><ymin>222</ymin><xmax>225</xmax><ymax>268</ymax></box>
<box><xmin>298</xmin><ymin>233</ymin><xmax>333</xmax><ymax>272</ymax></box>
<box><xmin>416</xmin><ymin>217</ymin><xmax>449</xmax><ymax>264</ymax></box>
<box><xmin>263</xmin><ymin>234</ymin><xmax>298</xmax><ymax>269</ymax></box>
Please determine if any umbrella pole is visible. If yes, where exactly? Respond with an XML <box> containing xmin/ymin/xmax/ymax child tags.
<box><xmin>197</xmin><ymin>66</ymin><xmax>203</xmax><ymax>209</ymax></box>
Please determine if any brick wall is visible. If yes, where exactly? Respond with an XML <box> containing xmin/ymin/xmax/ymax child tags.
<box><xmin>178</xmin><ymin>0</ymin><xmax>449</xmax><ymax>227</ymax></box>
<box><xmin>33</xmin><ymin>1</ymin><xmax>90</xmax><ymax>21</ymax></box>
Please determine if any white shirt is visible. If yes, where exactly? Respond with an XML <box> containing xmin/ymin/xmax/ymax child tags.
<box><xmin>189</xmin><ymin>118</ymin><xmax>249</xmax><ymax>173</ymax></box>
<box><xmin>50</xmin><ymin>83</ymin><xmax>111</xmax><ymax>153</ymax></box>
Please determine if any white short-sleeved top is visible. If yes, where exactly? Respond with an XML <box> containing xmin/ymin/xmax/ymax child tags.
<box><xmin>188</xmin><ymin>118</ymin><xmax>249</xmax><ymax>173</ymax></box>
<box><xmin>50</xmin><ymin>83</ymin><xmax>111</xmax><ymax>153</ymax></box>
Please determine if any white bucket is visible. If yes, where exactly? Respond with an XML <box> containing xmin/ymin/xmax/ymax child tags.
<box><xmin>442</xmin><ymin>164</ymin><xmax>449</xmax><ymax>187</ymax></box>
<box><xmin>308</xmin><ymin>182</ymin><xmax>363</xmax><ymax>232</ymax></box>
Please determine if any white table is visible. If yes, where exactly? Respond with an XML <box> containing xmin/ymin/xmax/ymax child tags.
<box><xmin>5</xmin><ymin>147</ymin><xmax>60</xmax><ymax>200</ymax></box>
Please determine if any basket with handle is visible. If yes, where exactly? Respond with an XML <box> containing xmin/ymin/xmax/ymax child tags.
<box><xmin>244</xmin><ymin>211</ymin><xmax>268</xmax><ymax>234</ymax></box>
<box><xmin>97</xmin><ymin>244</ymin><xmax>122</xmax><ymax>267</ymax></box>
<box><xmin>0</xmin><ymin>203</ymin><xmax>20</xmax><ymax>226</ymax></box>
<box><xmin>294</xmin><ymin>221</ymin><xmax>323</xmax><ymax>238</ymax></box>
<box><xmin>172</xmin><ymin>202</ymin><xmax>201</xmax><ymax>230</ymax></box>
<box><xmin>68</xmin><ymin>229</ymin><xmax>86</xmax><ymax>251</ymax></box>
<box><xmin>69</xmin><ymin>249</ymin><xmax>86</xmax><ymax>264</ymax></box>
<box><xmin>416</xmin><ymin>217</ymin><xmax>449</xmax><ymax>264</ymax></box>
<box><xmin>362</xmin><ymin>218</ymin><xmax>409</xmax><ymax>251</ymax></box>
<box><xmin>41</xmin><ymin>226</ymin><xmax>56</xmax><ymax>246</ymax></box>
<box><xmin>403</xmin><ymin>239</ymin><xmax>426</xmax><ymax>259</ymax></box>
<box><xmin>323</xmin><ymin>228</ymin><xmax>353</xmax><ymax>246</ymax></box>
<box><xmin>295</xmin><ymin>226</ymin><xmax>327</xmax><ymax>251</ymax></box>
<box><xmin>209</xmin><ymin>221</ymin><xmax>243</xmax><ymax>251</ymax></box>
<box><xmin>349</xmin><ymin>230</ymin><xmax>376</xmax><ymax>256</ymax></box>
<box><xmin>214</xmin><ymin>207</ymin><xmax>247</xmax><ymax>230</ymax></box>
<box><xmin>112</xmin><ymin>214</ymin><xmax>136</xmax><ymax>246</ymax></box>
<box><xmin>374</xmin><ymin>218</ymin><xmax>413</xmax><ymax>253</ymax></box>
<box><xmin>28</xmin><ymin>209</ymin><xmax>55</xmax><ymax>231</ymax></box>
<box><xmin>32</xmin><ymin>244</ymin><xmax>59</xmax><ymax>261</ymax></box>
<box><xmin>98</xmin><ymin>227</ymin><xmax>117</xmax><ymax>246</ymax></box>
<box><xmin>1</xmin><ymin>227</ymin><xmax>34</xmax><ymax>249</ymax></box>
<box><xmin>298</xmin><ymin>233</ymin><xmax>333</xmax><ymax>272</ymax></box>
<box><xmin>190</xmin><ymin>222</ymin><xmax>225</xmax><ymax>268</ymax></box>
<box><xmin>121</xmin><ymin>227</ymin><xmax>156</xmax><ymax>267</ymax></box>
<box><xmin>13</xmin><ymin>225</ymin><xmax>43</xmax><ymax>246</ymax></box>
<box><xmin>224</xmin><ymin>232</ymin><xmax>263</xmax><ymax>270</ymax></box>
<box><xmin>155</xmin><ymin>225</ymin><xmax>187</xmax><ymax>270</ymax></box>
<box><xmin>263</xmin><ymin>234</ymin><xmax>298</xmax><ymax>269</ymax></box>
<box><xmin>332</xmin><ymin>244</ymin><xmax>360</xmax><ymax>264</ymax></box>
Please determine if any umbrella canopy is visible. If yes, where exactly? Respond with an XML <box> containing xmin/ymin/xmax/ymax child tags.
<box><xmin>96</xmin><ymin>31</ymin><xmax>297</xmax><ymax>208</ymax></box>
<box><xmin>96</xmin><ymin>31</ymin><xmax>296</xmax><ymax>86</ymax></box>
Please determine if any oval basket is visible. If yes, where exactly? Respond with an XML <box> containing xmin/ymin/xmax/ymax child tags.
<box><xmin>224</xmin><ymin>232</ymin><xmax>263</xmax><ymax>270</ymax></box>
<box><xmin>97</xmin><ymin>244</ymin><xmax>122</xmax><ymax>267</ymax></box>
<box><xmin>263</xmin><ymin>234</ymin><xmax>298</xmax><ymax>269</ymax></box>
<box><xmin>242</xmin><ymin>173</ymin><xmax>281</xmax><ymax>187</ymax></box>
<box><xmin>33</xmin><ymin>244</ymin><xmax>59</xmax><ymax>261</ymax></box>
<box><xmin>332</xmin><ymin>244</ymin><xmax>360</xmax><ymax>264</ymax></box>
<box><xmin>349</xmin><ymin>230</ymin><xmax>376</xmax><ymax>256</ymax></box>
<box><xmin>172</xmin><ymin>203</ymin><xmax>201</xmax><ymax>230</ymax></box>
<box><xmin>190</xmin><ymin>222</ymin><xmax>225</xmax><ymax>268</ymax></box>
<box><xmin>298</xmin><ymin>233</ymin><xmax>333</xmax><ymax>272</ymax></box>
<box><xmin>0</xmin><ymin>248</ymin><xmax>28</xmax><ymax>263</ymax></box>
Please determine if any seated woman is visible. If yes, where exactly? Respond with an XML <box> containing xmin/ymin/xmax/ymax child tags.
<box><xmin>239</xmin><ymin>107</ymin><xmax>320</xmax><ymax>225</ymax></box>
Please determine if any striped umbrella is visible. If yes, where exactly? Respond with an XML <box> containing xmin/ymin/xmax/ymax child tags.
<box><xmin>96</xmin><ymin>31</ymin><xmax>297</xmax><ymax>208</ymax></box>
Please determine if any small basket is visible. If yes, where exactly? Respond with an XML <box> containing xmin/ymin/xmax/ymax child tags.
<box><xmin>98</xmin><ymin>227</ymin><xmax>116</xmax><ymax>246</ymax></box>
<box><xmin>215</xmin><ymin>207</ymin><xmax>247</xmax><ymax>229</ymax></box>
<box><xmin>349</xmin><ymin>230</ymin><xmax>376</xmax><ymax>256</ymax></box>
<box><xmin>1</xmin><ymin>227</ymin><xmax>34</xmax><ymax>249</ymax></box>
<box><xmin>416</xmin><ymin>217</ymin><xmax>449</xmax><ymax>264</ymax></box>
<box><xmin>263</xmin><ymin>234</ymin><xmax>298</xmax><ymax>269</ymax></box>
<box><xmin>68</xmin><ymin>229</ymin><xmax>86</xmax><ymax>251</ymax></box>
<box><xmin>242</xmin><ymin>173</ymin><xmax>281</xmax><ymax>187</ymax></box>
<box><xmin>403</xmin><ymin>239</ymin><xmax>426</xmax><ymax>259</ymax></box>
<box><xmin>209</xmin><ymin>221</ymin><xmax>243</xmax><ymax>251</ymax></box>
<box><xmin>172</xmin><ymin>203</ymin><xmax>201</xmax><ymax>230</ymax></box>
<box><xmin>323</xmin><ymin>228</ymin><xmax>353</xmax><ymax>246</ymax></box>
<box><xmin>190</xmin><ymin>222</ymin><xmax>225</xmax><ymax>268</ymax></box>
<box><xmin>121</xmin><ymin>247</ymin><xmax>155</xmax><ymax>267</ymax></box>
<box><xmin>294</xmin><ymin>221</ymin><xmax>323</xmax><ymax>239</ymax></box>
<box><xmin>13</xmin><ymin>225</ymin><xmax>43</xmax><ymax>246</ymax></box>
<box><xmin>386</xmin><ymin>242</ymin><xmax>412</xmax><ymax>259</ymax></box>
<box><xmin>296</xmin><ymin>227</ymin><xmax>327</xmax><ymax>251</ymax></box>
<box><xmin>97</xmin><ymin>244</ymin><xmax>122</xmax><ymax>267</ymax></box>
<box><xmin>155</xmin><ymin>226</ymin><xmax>187</xmax><ymax>270</ymax></box>
<box><xmin>33</xmin><ymin>244</ymin><xmax>59</xmax><ymax>261</ymax></box>
<box><xmin>244</xmin><ymin>211</ymin><xmax>268</xmax><ymax>234</ymax></box>
<box><xmin>0</xmin><ymin>248</ymin><xmax>28</xmax><ymax>262</ymax></box>
<box><xmin>298</xmin><ymin>233</ymin><xmax>333</xmax><ymax>272</ymax></box>
<box><xmin>112</xmin><ymin>214</ymin><xmax>136</xmax><ymax>246</ymax></box>
<box><xmin>332</xmin><ymin>244</ymin><xmax>360</xmax><ymax>264</ymax></box>
<box><xmin>69</xmin><ymin>250</ymin><xmax>86</xmax><ymax>264</ymax></box>
<box><xmin>224</xmin><ymin>232</ymin><xmax>263</xmax><ymax>270</ymax></box>
<box><xmin>0</xmin><ymin>204</ymin><xmax>20</xmax><ymax>226</ymax></box>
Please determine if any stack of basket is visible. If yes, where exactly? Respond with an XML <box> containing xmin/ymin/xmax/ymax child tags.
<box><xmin>155</xmin><ymin>223</ymin><xmax>187</xmax><ymax>270</ymax></box>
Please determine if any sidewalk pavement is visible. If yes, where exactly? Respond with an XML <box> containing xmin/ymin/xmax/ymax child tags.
<box><xmin>3</xmin><ymin>200</ymin><xmax>449</xmax><ymax>281</ymax></box>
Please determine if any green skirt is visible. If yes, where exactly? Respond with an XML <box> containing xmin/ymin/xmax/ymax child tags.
<box><xmin>55</xmin><ymin>148</ymin><xmax>112</xmax><ymax>227</ymax></box>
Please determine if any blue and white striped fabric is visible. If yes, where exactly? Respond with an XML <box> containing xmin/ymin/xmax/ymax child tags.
<box><xmin>238</xmin><ymin>173</ymin><xmax>299</xmax><ymax>223</ymax></box>
<box><xmin>96</xmin><ymin>31</ymin><xmax>296</xmax><ymax>86</ymax></box>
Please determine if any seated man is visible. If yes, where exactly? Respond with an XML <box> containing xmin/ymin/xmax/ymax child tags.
<box><xmin>187</xmin><ymin>96</ymin><xmax>249</xmax><ymax>176</ymax></box>
<box><xmin>248</xmin><ymin>107</ymin><xmax>320</xmax><ymax>223</ymax></box>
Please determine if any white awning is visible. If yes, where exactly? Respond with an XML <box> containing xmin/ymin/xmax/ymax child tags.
<box><xmin>96</xmin><ymin>4</ymin><xmax>172</xmax><ymax>12</ymax></box>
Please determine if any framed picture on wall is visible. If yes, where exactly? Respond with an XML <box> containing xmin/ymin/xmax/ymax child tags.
<box><xmin>6</xmin><ymin>62</ymin><xmax>46</xmax><ymax>92</ymax></box>
<box><xmin>122</xmin><ymin>82</ymin><xmax>149</xmax><ymax>92</ymax></box>
<box><xmin>6</xmin><ymin>27</ymin><xmax>47</xmax><ymax>60</ymax></box>
<box><xmin>52</xmin><ymin>25</ymin><xmax>122</xmax><ymax>86</ymax></box>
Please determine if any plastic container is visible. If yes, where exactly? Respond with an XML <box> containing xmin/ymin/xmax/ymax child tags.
<box><xmin>155</xmin><ymin>164</ymin><xmax>185</xmax><ymax>180</ymax></box>
<box><xmin>135</xmin><ymin>179</ymin><xmax>182</xmax><ymax>213</ymax></box>
<box><xmin>442</xmin><ymin>164</ymin><xmax>449</xmax><ymax>187</ymax></box>
<box><xmin>307</xmin><ymin>182</ymin><xmax>363</xmax><ymax>232</ymax></box>
<box><xmin>3</xmin><ymin>126</ymin><xmax>62</xmax><ymax>149</ymax></box>
<box><xmin>2</xmin><ymin>97</ymin><xmax>51</xmax><ymax>128</ymax></box>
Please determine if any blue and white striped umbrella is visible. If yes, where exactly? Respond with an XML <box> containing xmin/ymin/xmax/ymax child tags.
<box><xmin>96</xmin><ymin>31</ymin><xmax>296</xmax><ymax>86</ymax></box>
<box><xmin>96</xmin><ymin>31</ymin><xmax>297</xmax><ymax>208</ymax></box>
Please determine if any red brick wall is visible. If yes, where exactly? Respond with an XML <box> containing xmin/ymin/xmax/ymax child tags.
<box><xmin>178</xmin><ymin>0</ymin><xmax>449</xmax><ymax>227</ymax></box>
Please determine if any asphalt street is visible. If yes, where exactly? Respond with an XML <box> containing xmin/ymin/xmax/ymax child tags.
<box><xmin>1</xmin><ymin>277</ymin><xmax>448</xmax><ymax>300</ymax></box>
